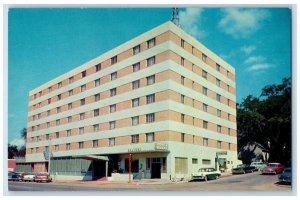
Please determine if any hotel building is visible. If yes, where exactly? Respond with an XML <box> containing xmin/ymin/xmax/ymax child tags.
<box><xmin>25</xmin><ymin>21</ymin><xmax>239</xmax><ymax>181</ymax></box>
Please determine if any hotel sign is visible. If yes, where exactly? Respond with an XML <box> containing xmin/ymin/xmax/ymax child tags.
<box><xmin>128</xmin><ymin>148</ymin><xmax>142</xmax><ymax>153</ymax></box>
<box><xmin>216</xmin><ymin>151</ymin><xmax>227</xmax><ymax>156</ymax></box>
<box><xmin>155</xmin><ymin>143</ymin><xmax>168</xmax><ymax>151</ymax></box>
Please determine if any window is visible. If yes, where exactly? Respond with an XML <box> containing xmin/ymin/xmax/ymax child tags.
<box><xmin>68</xmin><ymin>89</ymin><xmax>73</xmax><ymax>96</ymax></box>
<box><xmin>36</xmin><ymin>136</ymin><xmax>40</xmax><ymax>141</ymax></box>
<box><xmin>181</xmin><ymin>76</ymin><xmax>185</xmax><ymax>85</ymax></box>
<box><xmin>132</xmin><ymin>80</ymin><xmax>140</xmax><ymax>90</ymax></box>
<box><xmin>111</xmin><ymin>56</ymin><xmax>117</xmax><ymax>64</ymax></box>
<box><xmin>109</xmin><ymin>138</ymin><xmax>115</xmax><ymax>146</ymax></box>
<box><xmin>227</xmin><ymin>84</ymin><xmax>230</xmax><ymax>92</ymax></box>
<box><xmin>203</xmin><ymin>103</ymin><xmax>208</xmax><ymax>112</ymax></box>
<box><xmin>192</xmin><ymin>158</ymin><xmax>198</xmax><ymax>164</ymax></box>
<box><xmin>46</xmin><ymin>122</ymin><xmax>50</xmax><ymax>128</ymax></box>
<box><xmin>111</xmin><ymin>72</ymin><xmax>117</xmax><ymax>80</ymax></box>
<box><xmin>132</xmin><ymin>116</ymin><xmax>139</xmax><ymax>126</ymax></box>
<box><xmin>110</xmin><ymin>88</ymin><xmax>116</xmax><ymax>96</ymax></box>
<box><xmin>216</xmin><ymin>94</ymin><xmax>221</xmax><ymax>102</ymax></box>
<box><xmin>56</xmin><ymin>107</ymin><xmax>61</xmax><ymax>113</ymax></box>
<box><xmin>96</xmin><ymin>64</ymin><xmax>101</xmax><ymax>72</ymax></box>
<box><xmin>175</xmin><ymin>157</ymin><xmax>188</xmax><ymax>174</ymax></box>
<box><xmin>55</xmin><ymin>145</ymin><xmax>59</xmax><ymax>151</ymax></box>
<box><xmin>217</xmin><ymin>125</ymin><xmax>222</xmax><ymax>133</ymax></box>
<box><xmin>133</xmin><ymin>45</ymin><xmax>140</xmax><ymax>55</ymax></box>
<box><xmin>147</xmin><ymin>56</ymin><xmax>155</xmax><ymax>66</ymax></box>
<box><xmin>47</xmin><ymin>110</ymin><xmax>51</xmax><ymax>116</ymax></box>
<box><xmin>94</xmin><ymin>93</ymin><xmax>100</xmax><ymax>102</ymax></box>
<box><xmin>67</xmin><ymin>116</ymin><xmax>72</xmax><ymax>123</ymax></box>
<box><xmin>203</xmin><ymin>138</ymin><xmax>208</xmax><ymax>146</ymax></box>
<box><xmin>216</xmin><ymin>63</ymin><xmax>220</xmax><ymax>71</ymax></box>
<box><xmin>110</xmin><ymin>104</ymin><xmax>116</xmax><ymax>113</ymax></box>
<box><xmin>58</xmin><ymin>82</ymin><xmax>62</xmax><ymax>88</ymax></box>
<box><xmin>32</xmin><ymin>126</ymin><xmax>35</xmax><ymax>132</ymax></box>
<box><xmin>93</xmin><ymin>140</ymin><xmax>98</xmax><ymax>148</ymax></box>
<box><xmin>48</xmin><ymin>87</ymin><xmax>52</xmax><ymax>93</ymax></box>
<box><xmin>56</xmin><ymin>132</ymin><xmax>59</xmax><ymax>139</ymax></box>
<box><xmin>227</xmin><ymin>70</ymin><xmax>230</xmax><ymax>77</ymax></box>
<box><xmin>37</xmin><ymin>113</ymin><xmax>41</xmax><ymax>119</ymax></box>
<box><xmin>82</xmin><ymin>71</ymin><xmax>86</xmax><ymax>78</ymax></box>
<box><xmin>79</xmin><ymin>142</ymin><xmax>84</xmax><ymax>149</ymax></box>
<box><xmin>93</xmin><ymin>124</ymin><xmax>99</xmax><ymax>132</ymax></box>
<box><xmin>203</xmin><ymin>121</ymin><xmax>208</xmax><ymax>129</ymax></box>
<box><xmin>109</xmin><ymin>121</ymin><xmax>115</xmax><ymax>129</ymax></box>
<box><xmin>69</xmin><ymin>76</ymin><xmax>74</xmax><ymax>83</ymax></box>
<box><xmin>227</xmin><ymin>99</ymin><xmax>230</xmax><ymax>106</ymax></box>
<box><xmin>94</xmin><ymin>109</ymin><xmax>99</xmax><ymax>117</ymax></box>
<box><xmin>181</xmin><ymin>39</ymin><xmax>185</xmax><ymax>48</ymax></box>
<box><xmin>181</xmin><ymin>133</ymin><xmax>185</xmax><ymax>142</ymax></box>
<box><xmin>81</xmin><ymin>84</ymin><xmax>86</xmax><ymax>92</ymax></box>
<box><xmin>181</xmin><ymin>95</ymin><xmax>185</xmax><ymax>104</ymax></box>
<box><xmin>133</xmin><ymin>62</ymin><xmax>140</xmax><ymax>72</ymax></box>
<box><xmin>37</xmin><ymin>125</ymin><xmax>40</xmax><ymax>130</ymax></box>
<box><xmin>181</xmin><ymin>57</ymin><xmax>185</xmax><ymax>66</ymax></box>
<box><xmin>217</xmin><ymin>141</ymin><xmax>222</xmax><ymax>149</ymax></box>
<box><xmin>192</xmin><ymin>81</ymin><xmax>195</xmax><ymax>89</ymax></box>
<box><xmin>67</xmin><ymin>130</ymin><xmax>71</xmax><ymax>137</ymax></box>
<box><xmin>216</xmin><ymin>79</ymin><xmax>221</xmax><ymax>87</ymax></box>
<box><xmin>68</xmin><ymin>103</ymin><xmax>72</xmax><ymax>110</ymax></box>
<box><xmin>56</xmin><ymin>119</ymin><xmax>60</xmax><ymax>126</ymax></box>
<box><xmin>80</xmin><ymin>98</ymin><xmax>85</xmax><ymax>106</ymax></box>
<box><xmin>45</xmin><ymin>146</ymin><xmax>49</xmax><ymax>152</ymax></box>
<box><xmin>192</xmin><ymin>117</ymin><xmax>195</xmax><ymax>126</ymax></box>
<box><xmin>131</xmin><ymin>134</ymin><xmax>139</xmax><ymax>143</ymax></box>
<box><xmin>80</xmin><ymin>113</ymin><xmax>85</xmax><ymax>120</ymax></box>
<box><xmin>79</xmin><ymin>127</ymin><xmax>84</xmax><ymax>134</ymax></box>
<box><xmin>181</xmin><ymin>114</ymin><xmax>185</xmax><ymax>123</ymax></box>
<box><xmin>57</xmin><ymin>94</ymin><xmax>61</xmax><ymax>100</ymax></box>
<box><xmin>229</xmin><ymin>143</ymin><xmax>231</xmax><ymax>150</ymax></box>
<box><xmin>39</xmin><ymin>91</ymin><xmax>42</xmax><ymax>97</ymax></box>
<box><xmin>202</xmin><ymin>159</ymin><xmax>211</xmax><ymax>165</ymax></box>
<box><xmin>146</xmin><ymin>113</ymin><xmax>155</xmax><ymax>123</ymax></box>
<box><xmin>66</xmin><ymin>143</ymin><xmax>71</xmax><ymax>150</ymax></box>
<box><xmin>95</xmin><ymin>78</ymin><xmax>101</xmax><ymax>86</ymax></box>
<box><xmin>147</xmin><ymin>38</ymin><xmax>155</xmax><ymax>48</ymax></box>
<box><xmin>34</xmin><ymin>94</ymin><xmax>37</xmax><ymax>99</ymax></box>
<box><xmin>146</xmin><ymin>94</ymin><xmax>155</xmax><ymax>104</ymax></box>
<box><xmin>32</xmin><ymin>115</ymin><xmax>36</xmax><ymax>121</ymax></box>
<box><xmin>146</xmin><ymin>132</ymin><xmax>154</xmax><ymax>143</ymax></box>
<box><xmin>147</xmin><ymin>75</ymin><xmax>155</xmax><ymax>85</ymax></box>
<box><xmin>132</xmin><ymin>98</ymin><xmax>139</xmax><ymax>107</ymax></box>
<box><xmin>202</xmin><ymin>70</ymin><xmax>207</xmax><ymax>79</ymax></box>
<box><xmin>48</xmin><ymin>98</ymin><xmax>51</xmax><ymax>104</ymax></box>
<box><xmin>46</xmin><ymin>134</ymin><xmax>50</xmax><ymax>140</ymax></box>
<box><xmin>228</xmin><ymin>113</ymin><xmax>231</xmax><ymax>120</ymax></box>
<box><xmin>202</xmin><ymin>54</ymin><xmax>207</xmax><ymax>62</ymax></box>
<box><xmin>202</xmin><ymin>87</ymin><xmax>208</xmax><ymax>96</ymax></box>
<box><xmin>228</xmin><ymin>128</ymin><xmax>231</xmax><ymax>135</ymax></box>
<box><xmin>217</xmin><ymin>109</ymin><xmax>221</xmax><ymax>117</ymax></box>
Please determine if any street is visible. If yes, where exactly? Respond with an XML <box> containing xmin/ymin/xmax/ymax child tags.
<box><xmin>7</xmin><ymin>171</ymin><xmax>292</xmax><ymax>193</ymax></box>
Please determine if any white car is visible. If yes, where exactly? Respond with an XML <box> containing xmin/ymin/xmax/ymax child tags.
<box><xmin>23</xmin><ymin>172</ymin><xmax>36</xmax><ymax>182</ymax></box>
<box><xmin>191</xmin><ymin>168</ymin><xmax>221</xmax><ymax>181</ymax></box>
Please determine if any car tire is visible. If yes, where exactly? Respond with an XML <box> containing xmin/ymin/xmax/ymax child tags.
<box><xmin>216</xmin><ymin>175</ymin><xmax>220</xmax><ymax>180</ymax></box>
<box><xmin>205</xmin><ymin>176</ymin><xmax>208</xmax><ymax>181</ymax></box>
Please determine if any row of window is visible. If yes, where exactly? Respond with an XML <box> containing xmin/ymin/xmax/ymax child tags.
<box><xmin>32</xmin><ymin>37</ymin><xmax>157</xmax><ymax>101</ymax></box>
<box><xmin>30</xmin><ymin>132</ymin><xmax>231</xmax><ymax>154</ymax></box>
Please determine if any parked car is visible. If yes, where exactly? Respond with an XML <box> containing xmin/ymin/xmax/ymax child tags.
<box><xmin>23</xmin><ymin>172</ymin><xmax>36</xmax><ymax>182</ymax></box>
<box><xmin>34</xmin><ymin>172</ymin><xmax>52</xmax><ymax>183</ymax></box>
<box><xmin>11</xmin><ymin>172</ymin><xmax>24</xmax><ymax>181</ymax></box>
<box><xmin>261</xmin><ymin>163</ymin><xmax>285</xmax><ymax>175</ymax></box>
<box><xmin>278</xmin><ymin>168</ymin><xmax>291</xmax><ymax>184</ymax></box>
<box><xmin>232</xmin><ymin>164</ymin><xmax>256</xmax><ymax>174</ymax></box>
<box><xmin>250</xmin><ymin>162</ymin><xmax>268</xmax><ymax>171</ymax></box>
<box><xmin>8</xmin><ymin>172</ymin><xmax>15</xmax><ymax>181</ymax></box>
<box><xmin>191</xmin><ymin>167</ymin><xmax>221</xmax><ymax>181</ymax></box>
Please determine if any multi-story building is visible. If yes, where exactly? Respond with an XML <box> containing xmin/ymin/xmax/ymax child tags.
<box><xmin>25</xmin><ymin>21</ymin><xmax>239</xmax><ymax>181</ymax></box>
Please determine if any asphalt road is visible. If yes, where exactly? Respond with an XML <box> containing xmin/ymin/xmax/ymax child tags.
<box><xmin>7</xmin><ymin>171</ymin><xmax>292</xmax><ymax>194</ymax></box>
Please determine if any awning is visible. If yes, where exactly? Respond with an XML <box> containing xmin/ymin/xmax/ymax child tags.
<box><xmin>72</xmin><ymin>155</ymin><xmax>109</xmax><ymax>161</ymax></box>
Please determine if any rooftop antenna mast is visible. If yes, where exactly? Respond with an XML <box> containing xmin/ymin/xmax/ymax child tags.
<box><xmin>171</xmin><ymin>8</ymin><xmax>180</xmax><ymax>27</ymax></box>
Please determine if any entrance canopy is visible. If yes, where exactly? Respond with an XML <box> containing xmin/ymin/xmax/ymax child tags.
<box><xmin>72</xmin><ymin>155</ymin><xmax>109</xmax><ymax>161</ymax></box>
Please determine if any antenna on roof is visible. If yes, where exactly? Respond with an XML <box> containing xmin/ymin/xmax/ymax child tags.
<box><xmin>171</xmin><ymin>8</ymin><xmax>180</xmax><ymax>27</ymax></box>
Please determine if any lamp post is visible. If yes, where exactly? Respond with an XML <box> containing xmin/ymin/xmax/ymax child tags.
<box><xmin>48</xmin><ymin>137</ymin><xmax>51</xmax><ymax>175</ymax></box>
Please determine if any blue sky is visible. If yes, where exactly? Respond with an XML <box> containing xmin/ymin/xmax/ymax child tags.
<box><xmin>7</xmin><ymin>8</ymin><xmax>291</xmax><ymax>146</ymax></box>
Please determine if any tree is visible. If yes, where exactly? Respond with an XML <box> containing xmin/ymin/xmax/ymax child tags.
<box><xmin>8</xmin><ymin>128</ymin><xmax>27</xmax><ymax>158</ymax></box>
<box><xmin>237</xmin><ymin>77</ymin><xmax>291</xmax><ymax>164</ymax></box>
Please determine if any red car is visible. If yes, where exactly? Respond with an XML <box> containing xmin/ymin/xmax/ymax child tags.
<box><xmin>34</xmin><ymin>172</ymin><xmax>52</xmax><ymax>183</ymax></box>
<box><xmin>261</xmin><ymin>163</ymin><xmax>285</xmax><ymax>175</ymax></box>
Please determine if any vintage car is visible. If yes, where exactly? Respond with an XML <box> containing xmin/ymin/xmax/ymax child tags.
<box><xmin>34</xmin><ymin>172</ymin><xmax>52</xmax><ymax>183</ymax></box>
<box><xmin>191</xmin><ymin>167</ymin><xmax>221</xmax><ymax>181</ymax></box>
<box><xmin>250</xmin><ymin>162</ymin><xmax>268</xmax><ymax>171</ymax></box>
<box><xmin>8</xmin><ymin>172</ymin><xmax>15</xmax><ymax>181</ymax></box>
<box><xmin>23</xmin><ymin>172</ymin><xmax>36</xmax><ymax>182</ymax></box>
<box><xmin>261</xmin><ymin>163</ymin><xmax>285</xmax><ymax>175</ymax></box>
<box><xmin>232</xmin><ymin>164</ymin><xmax>256</xmax><ymax>174</ymax></box>
<box><xmin>278</xmin><ymin>168</ymin><xmax>291</xmax><ymax>184</ymax></box>
<box><xmin>11</xmin><ymin>172</ymin><xmax>24</xmax><ymax>181</ymax></box>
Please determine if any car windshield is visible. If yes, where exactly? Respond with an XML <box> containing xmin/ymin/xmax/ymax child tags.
<box><xmin>268</xmin><ymin>163</ymin><xmax>279</xmax><ymax>167</ymax></box>
<box><xmin>198</xmin><ymin>168</ymin><xmax>213</xmax><ymax>172</ymax></box>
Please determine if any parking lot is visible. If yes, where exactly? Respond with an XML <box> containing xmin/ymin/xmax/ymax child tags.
<box><xmin>8</xmin><ymin>171</ymin><xmax>292</xmax><ymax>193</ymax></box>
